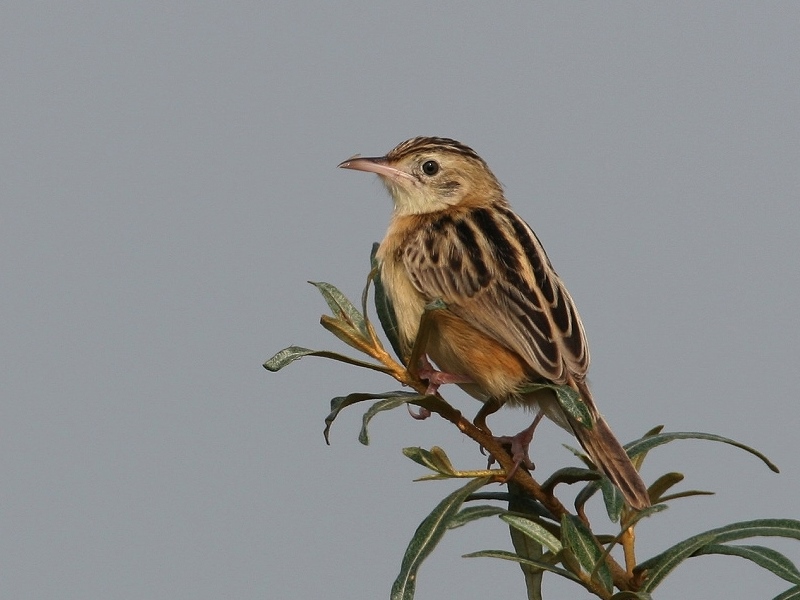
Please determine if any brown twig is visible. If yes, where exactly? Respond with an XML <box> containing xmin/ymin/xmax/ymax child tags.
<box><xmin>357</xmin><ymin>330</ymin><xmax>638</xmax><ymax>593</ymax></box>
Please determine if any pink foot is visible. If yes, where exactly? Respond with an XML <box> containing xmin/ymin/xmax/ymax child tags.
<box><xmin>417</xmin><ymin>355</ymin><xmax>473</xmax><ymax>395</ymax></box>
<box><xmin>490</xmin><ymin>412</ymin><xmax>545</xmax><ymax>479</ymax></box>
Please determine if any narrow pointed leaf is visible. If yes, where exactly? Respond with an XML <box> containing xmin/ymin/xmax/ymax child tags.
<box><xmin>562</xmin><ymin>443</ymin><xmax>593</xmax><ymax>468</ymax></box>
<box><xmin>520</xmin><ymin>383</ymin><xmax>591</xmax><ymax>427</ymax></box>
<box><xmin>403</xmin><ymin>447</ymin><xmax>442</xmax><ymax>471</ymax></box>
<box><xmin>693</xmin><ymin>544</ymin><xmax>800</xmax><ymax>585</ymax></box>
<box><xmin>620</xmin><ymin>503</ymin><xmax>668</xmax><ymax>531</ymax></box>
<box><xmin>642</xmin><ymin>425</ymin><xmax>666</xmax><ymax>436</ymax></box>
<box><xmin>775</xmin><ymin>586</ymin><xmax>800</xmax><ymax>600</ymax></box>
<box><xmin>704</xmin><ymin>519</ymin><xmax>800</xmax><ymax>545</ymax></box>
<box><xmin>561</xmin><ymin>514</ymin><xmax>613</xmax><ymax>592</ymax></box>
<box><xmin>501</xmin><ymin>514</ymin><xmax>563</xmax><ymax>554</ymax></box>
<box><xmin>647</xmin><ymin>472</ymin><xmax>685</xmax><ymax>503</ymax></box>
<box><xmin>511</xmin><ymin>532</ymin><xmax>544</xmax><ymax>600</ymax></box>
<box><xmin>402</xmin><ymin>446</ymin><xmax>457</xmax><ymax>477</ymax></box>
<box><xmin>324</xmin><ymin>391</ymin><xmax>422</xmax><ymax>444</ymax></box>
<box><xmin>309</xmin><ymin>281</ymin><xmax>369</xmax><ymax>338</ymax></box>
<box><xmin>629</xmin><ymin>425</ymin><xmax>665</xmax><ymax>470</ymax></box>
<box><xmin>391</xmin><ymin>477</ymin><xmax>490</xmax><ymax>600</ymax></box>
<box><xmin>505</xmin><ymin>512</ymin><xmax>546</xmax><ymax>600</ymax></box>
<box><xmin>658</xmin><ymin>489</ymin><xmax>714</xmax><ymax>502</ymax></box>
<box><xmin>636</xmin><ymin>533</ymin><xmax>717</xmax><ymax>591</ymax></box>
<box><xmin>554</xmin><ymin>386</ymin><xmax>592</xmax><ymax>427</ymax></box>
<box><xmin>320</xmin><ymin>314</ymin><xmax>372</xmax><ymax>354</ymax></box>
<box><xmin>428</xmin><ymin>446</ymin><xmax>457</xmax><ymax>474</ymax></box>
<box><xmin>600</xmin><ymin>477</ymin><xmax>624</xmax><ymax>523</ymax></box>
<box><xmin>371</xmin><ymin>243</ymin><xmax>405</xmax><ymax>361</ymax></box>
<box><xmin>264</xmin><ymin>345</ymin><xmax>391</xmax><ymax>374</ymax></box>
<box><xmin>449</xmin><ymin>505</ymin><xmax>506</xmax><ymax>529</ymax></box>
<box><xmin>624</xmin><ymin>431</ymin><xmax>779</xmax><ymax>473</ymax></box>
<box><xmin>638</xmin><ymin>519</ymin><xmax>800</xmax><ymax>591</ymax></box>
<box><xmin>359</xmin><ymin>397</ymin><xmax>410</xmax><ymax>445</ymax></box>
<box><xmin>574</xmin><ymin>480</ymin><xmax>601</xmax><ymax>512</ymax></box>
<box><xmin>469</xmin><ymin>492</ymin><xmax>513</xmax><ymax>503</ymax></box>
<box><xmin>463</xmin><ymin>550</ymin><xmax>582</xmax><ymax>583</ymax></box>
<box><xmin>541</xmin><ymin>467</ymin><xmax>599</xmax><ymax>493</ymax></box>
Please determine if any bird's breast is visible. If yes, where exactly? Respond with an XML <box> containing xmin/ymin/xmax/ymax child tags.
<box><xmin>377</xmin><ymin>221</ymin><xmax>530</xmax><ymax>401</ymax></box>
<box><xmin>376</xmin><ymin>238</ymin><xmax>428</xmax><ymax>357</ymax></box>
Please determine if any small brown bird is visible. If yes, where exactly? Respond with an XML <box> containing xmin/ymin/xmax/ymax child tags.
<box><xmin>339</xmin><ymin>136</ymin><xmax>650</xmax><ymax>509</ymax></box>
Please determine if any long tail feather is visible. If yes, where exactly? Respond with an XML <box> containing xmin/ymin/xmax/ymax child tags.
<box><xmin>569</xmin><ymin>383</ymin><xmax>650</xmax><ymax>509</ymax></box>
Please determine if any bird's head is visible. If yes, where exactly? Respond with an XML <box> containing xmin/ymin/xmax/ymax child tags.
<box><xmin>338</xmin><ymin>136</ymin><xmax>504</xmax><ymax>216</ymax></box>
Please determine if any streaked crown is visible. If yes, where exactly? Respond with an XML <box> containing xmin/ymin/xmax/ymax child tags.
<box><xmin>386</xmin><ymin>136</ymin><xmax>486</xmax><ymax>165</ymax></box>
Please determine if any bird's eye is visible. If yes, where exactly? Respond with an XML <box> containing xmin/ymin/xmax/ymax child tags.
<box><xmin>421</xmin><ymin>160</ymin><xmax>439</xmax><ymax>176</ymax></box>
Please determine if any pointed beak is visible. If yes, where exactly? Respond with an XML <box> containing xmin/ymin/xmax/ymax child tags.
<box><xmin>337</xmin><ymin>155</ymin><xmax>415</xmax><ymax>183</ymax></box>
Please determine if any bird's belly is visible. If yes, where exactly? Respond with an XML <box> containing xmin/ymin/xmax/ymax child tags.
<box><xmin>427</xmin><ymin>310</ymin><xmax>530</xmax><ymax>401</ymax></box>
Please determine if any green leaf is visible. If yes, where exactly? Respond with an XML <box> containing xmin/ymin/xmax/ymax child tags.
<box><xmin>463</xmin><ymin>550</ymin><xmax>582</xmax><ymax>584</ymax></box>
<box><xmin>520</xmin><ymin>383</ymin><xmax>591</xmax><ymax>427</ymax></box>
<box><xmin>370</xmin><ymin>243</ymin><xmax>405</xmax><ymax>361</ymax></box>
<box><xmin>359</xmin><ymin>398</ymin><xmax>410</xmax><ymax>445</ymax></box>
<box><xmin>704</xmin><ymin>519</ymin><xmax>800</xmax><ymax>545</ymax></box>
<box><xmin>775</xmin><ymin>585</ymin><xmax>800</xmax><ymax>600</ymax></box>
<box><xmin>647</xmin><ymin>472</ymin><xmax>685</xmax><ymax>503</ymax></box>
<box><xmin>619</xmin><ymin>503</ymin><xmax>668</xmax><ymax>530</ymax></box>
<box><xmin>263</xmin><ymin>345</ymin><xmax>391</xmax><ymax>374</ymax></box>
<box><xmin>600</xmin><ymin>478</ymin><xmax>624</xmax><ymax>523</ymax></box>
<box><xmin>505</xmin><ymin>513</ymin><xmax>546</xmax><ymax>600</ymax></box>
<box><xmin>611</xmin><ymin>592</ymin><xmax>653</xmax><ymax>600</ymax></box>
<box><xmin>624</xmin><ymin>431</ymin><xmax>779</xmax><ymax>473</ymax></box>
<box><xmin>658</xmin><ymin>489</ymin><xmax>714</xmax><ymax>502</ymax></box>
<box><xmin>319</xmin><ymin>314</ymin><xmax>371</xmax><ymax>353</ymax></box>
<box><xmin>402</xmin><ymin>446</ymin><xmax>457</xmax><ymax>478</ymax></box>
<box><xmin>470</xmin><ymin>491</ymin><xmax>513</xmax><ymax>502</ymax></box>
<box><xmin>309</xmin><ymin>280</ymin><xmax>369</xmax><ymax>339</ymax></box>
<box><xmin>561</xmin><ymin>514</ymin><xmax>613</xmax><ymax>593</ymax></box>
<box><xmin>573</xmin><ymin>478</ymin><xmax>602</xmax><ymax>513</ymax></box>
<box><xmin>554</xmin><ymin>386</ymin><xmax>592</xmax><ymax>427</ymax></box>
<box><xmin>403</xmin><ymin>447</ymin><xmax>442</xmax><ymax>470</ymax></box>
<box><xmin>391</xmin><ymin>477</ymin><xmax>490</xmax><ymax>600</ymax></box>
<box><xmin>501</xmin><ymin>514</ymin><xmax>563</xmax><ymax>554</ymax></box>
<box><xmin>693</xmin><ymin>544</ymin><xmax>800</xmax><ymax>585</ymax></box>
<box><xmin>449</xmin><ymin>505</ymin><xmax>506</xmax><ymax>529</ymax></box>
<box><xmin>629</xmin><ymin>425</ymin><xmax>665</xmax><ymax>470</ymax></box>
<box><xmin>324</xmin><ymin>391</ymin><xmax>423</xmax><ymax>444</ymax></box>
<box><xmin>637</xmin><ymin>519</ymin><xmax>800</xmax><ymax>592</ymax></box>
<box><xmin>636</xmin><ymin>533</ymin><xmax>717</xmax><ymax>592</ymax></box>
<box><xmin>541</xmin><ymin>467</ymin><xmax>600</xmax><ymax>493</ymax></box>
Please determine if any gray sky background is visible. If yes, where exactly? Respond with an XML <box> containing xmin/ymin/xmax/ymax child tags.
<box><xmin>2</xmin><ymin>3</ymin><xmax>799</xmax><ymax>599</ymax></box>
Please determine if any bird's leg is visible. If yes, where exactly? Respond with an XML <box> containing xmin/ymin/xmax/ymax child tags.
<box><xmin>494</xmin><ymin>411</ymin><xmax>546</xmax><ymax>479</ymax></box>
<box><xmin>406</xmin><ymin>355</ymin><xmax>473</xmax><ymax>420</ymax></box>
<box><xmin>473</xmin><ymin>397</ymin><xmax>503</xmax><ymax>435</ymax></box>
<box><xmin>406</xmin><ymin>302</ymin><xmax>473</xmax><ymax>397</ymax></box>
<box><xmin>477</xmin><ymin>403</ymin><xmax>545</xmax><ymax>479</ymax></box>
<box><xmin>417</xmin><ymin>355</ymin><xmax>473</xmax><ymax>394</ymax></box>
<box><xmin>473</xmin><ymin>397</ymin><xmax>502</xmax><ymax>462</ymax></box>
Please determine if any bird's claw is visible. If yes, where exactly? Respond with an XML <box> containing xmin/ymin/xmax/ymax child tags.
<box><xmin>492</xmin><ymin>431</ymin><xmax>536</xmax><ymax>480</ymax></box>
<box><xmin>484</xmin><ymin>412</ymin><xmax>544</xmax><ymax>480</ymax></box>
<box><xmin>407</xmin><ymin>404</ymin><xmax>432</xmax><ymax>420</ymax></box>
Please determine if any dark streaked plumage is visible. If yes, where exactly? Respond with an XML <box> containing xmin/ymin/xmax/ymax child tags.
<box><xmin>339</xmin><ymin>136</ymin><xmax>650</xmax><ymax>509</ymax></box>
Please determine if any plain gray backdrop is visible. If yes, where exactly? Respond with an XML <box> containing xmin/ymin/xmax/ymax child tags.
<box><xmin>2</xmin><ymin>3</ymin><xmax>798</xmax><ymax>599</ymax></box>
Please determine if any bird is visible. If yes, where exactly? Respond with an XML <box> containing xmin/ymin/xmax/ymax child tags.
<box><xmin>338</xmin><ymin>136</ymin><xmax>650</xmax><ymax>509</ymax></box>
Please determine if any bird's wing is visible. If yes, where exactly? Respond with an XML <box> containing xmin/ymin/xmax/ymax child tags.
<box><xmin>401</xmin><ymin>205</ymin><xmax>589</xmax><ymax>383</ymax></box>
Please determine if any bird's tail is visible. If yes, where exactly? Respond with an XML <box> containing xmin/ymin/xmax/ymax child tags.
<box><xmin>568</xmin><ymin>382</ymin><xmax>650</xmax><ymax>510</ymax></box>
